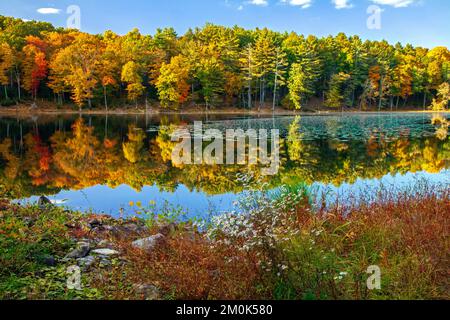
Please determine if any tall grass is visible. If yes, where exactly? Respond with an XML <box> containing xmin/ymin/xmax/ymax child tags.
<box><xmin>1</xmin><ymin>181</ymin><xmax>448</xmax><ymax>300</ymax></box>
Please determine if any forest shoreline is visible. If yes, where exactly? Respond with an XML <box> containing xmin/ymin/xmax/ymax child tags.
<box><xmin>0</xmin><ymin>17</ymin><xmax>449</xmax><ymax>121</ymax></box>
<box><xmin>0</xmin><ymin>104</ymin><xmax>448</xmax><ymax>117</ymax></box>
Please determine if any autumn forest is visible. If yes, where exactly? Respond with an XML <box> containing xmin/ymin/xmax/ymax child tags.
<box><xmin>0</xmin><ymin>15</ymin><xmax>449</xmax><ymax>112</ymax></box>
<box><xmin>1</xmin><ymin>3</ymin><xmax>450</xmax><ymax>302</ymax></box>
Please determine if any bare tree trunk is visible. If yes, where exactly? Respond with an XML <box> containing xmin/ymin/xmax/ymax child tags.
<box><xmin>273</xmin><ymin>72</ymin><xmax>278</xmax><ymax>111</ymax></box>
<box><xmin>247</xmin><ymin>46</ymin><xmax>252</xmax><ymax>110</ymax></box>
<box><xmin>16</xmin><ymin>72</ymin><xmax>21</xmax><ymax>100</ymax></box>
<box><xmin>104</xmin><ymin>114</ymin><xmax>108</xmax><ymax>139</ymax></box>
<box><xmin>261</xmin><ymin>77</ymin><xmax>266</xmax><ymax>111</ymax></box>
<box><xmin>258</xmin><ymin>78</ymin><xmax>262</xmax><ymax>112</ymax></box>
<box><xmin>19</xmin><ymin>122</ymin><xmax>23</xmax><ymax>150</ymax></box>
<box><xmin>103</xmin><ymin>86</ymin><xmax>108</xmax><ymax>112</ymax></box>
<box><xmin>378</xmin><ymin>76</ymin><xmax>383</xmax><ymax>111</ymax></box>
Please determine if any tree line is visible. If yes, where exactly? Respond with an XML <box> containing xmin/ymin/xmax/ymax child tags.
<box><xmin>0</xmin><ymin>16</ymin><xmax>449</xmax><ymax>111</ymax></box>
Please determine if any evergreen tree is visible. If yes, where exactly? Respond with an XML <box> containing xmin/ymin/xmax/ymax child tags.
<box><xmin>325</xmin><ymin>72</ymin><xmax>351</xmax><ymax>110</ymax></box>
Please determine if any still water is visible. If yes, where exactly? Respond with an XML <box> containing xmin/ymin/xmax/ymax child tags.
<box><xmin>0</xmin><ymin>112</ymin><xmax>448</xmax><ymax>218</ymax></box>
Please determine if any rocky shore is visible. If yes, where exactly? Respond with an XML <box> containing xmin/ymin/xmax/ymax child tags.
<box><xmin>2</xmin><ymin>187</ymin><xmax>448</xmax><ymax>300</ymax></box>
<box><xmin>0</xmin><ymin>197</ymin><xmax>200</xmax><ymax>300</ymax></box>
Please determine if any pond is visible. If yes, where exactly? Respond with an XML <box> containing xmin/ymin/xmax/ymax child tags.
<box><xmin>0</xmin><ymin>112</ymin><xmax>448</xmax><ymax>218</ymax></box>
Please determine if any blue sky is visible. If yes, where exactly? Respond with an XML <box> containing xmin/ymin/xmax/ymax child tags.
<box><xmin>1</xmin><ymin>0</ymin><xmax>449</xmax><ymax>48</ymax></box>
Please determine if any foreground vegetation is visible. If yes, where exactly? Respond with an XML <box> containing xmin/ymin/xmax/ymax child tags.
<box><xmin>1</xmin><ymin>182</ymin><xmax>448</xmax><ymax>300</ymax></box>
<box><xmin>0</xmin><ymin>16</ymin><xmax>449</xmax><ymax>112</ymax></box>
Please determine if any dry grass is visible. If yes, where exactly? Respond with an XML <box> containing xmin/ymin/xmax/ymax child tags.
<box><xmin>1</xmin><ymin>184</ymin><xmax>448</xmax><ymax>300</ymax></box>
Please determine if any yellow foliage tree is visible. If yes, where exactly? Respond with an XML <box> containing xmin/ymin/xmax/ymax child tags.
<box><xmin>122</xmin><ymin>125</ymin><xmax>146</xmax><ymax>163</ymax></box>
<box><xmin>0</xmin><ymin>42</ymin><xmax>13</xmax><ymax>99</ymax></box>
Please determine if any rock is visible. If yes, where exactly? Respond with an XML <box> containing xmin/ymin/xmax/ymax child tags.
<box><xmin>40</xmin><ymin>255</ymin><xmax>56</xmax><ymax>267</ymax></box>
<box><xmin>77</xmin><ymin>255</ymin><xmax>96</xmax><ymax>270</ymax></box>
<box><xmin>132</xmin><ymin>234</ymin><xmax>165</xmax><ymax>252</ymax></box>
<box><xmin>97</xmin><ymin>239</ymin><xmax>114</xmax><ymax>248</ymax></box>
<box><xmin>99</xmin><ymin>258</ymin><xmax>112</xmax><ymax>268</ymax></box>
<box><xmin>158</xmin><ymin>223</ymin><xmax>177</xmax><ymax>236</ymax></box>
<box><xmin>78</xmin><ymin>238</ymin><xmax>92</xmax><ymax>244</ymax></box>
<box><xmin>133</xmin><ymin>284</ymin><xmax>161</xmax><ymax>300</ymax></box>
<box><xmin>110</xmin><ymin>222</ymin><xmax>148</xmax><ymax>238</ymax></box>
<box><xmin>66</xmin><ymin>241</ymin><xmax>90</xmax><ymax>259</ymax></box>
<box><xmin>91</xmin><ymin>248</ymin><xmax>119</xmax><ymax>256</ymax></box>
<box><xmin>88</xmin><ymin>219</ymin><xmax>103</xmax><ymax>229</ymax></box>
<box><xmin>123</xmin><ymin>222</ymin><xmax>148</xmax><ymax>234</ymax></box>
<box><xmin>103</xmin><ymin>225</ymin><xmax>114</xmax><ymax>231</ymax></box>
<box><xmin>123</xmin><ymin>223</ymin><xmax>140</xmax><ymax>231</ymax></box>
<box><xmin>118</xmin><ymin>257</ymin><xmax>130</xmax><ymax>266</ymax></box>
<box><xmin>38</xmin><ymin>196</ymin><xmax>53</xmax><ymax>208</ymax></box>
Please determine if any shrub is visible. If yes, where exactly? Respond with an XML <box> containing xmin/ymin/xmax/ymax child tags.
<box><xmin>206</xmin><ymin>181</ymin><xmax>450</xmax><ymax>300</ymax></box>
<box><xmin>0</xmin><ymin>98</ymin><xmax>16</xmax><ymax>107</ymax></box>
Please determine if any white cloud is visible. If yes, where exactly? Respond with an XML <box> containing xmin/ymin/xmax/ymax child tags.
<box><xmin>281</xmin><ymin>0</ymin><xmax>313</xmax><ymax>9</ymax></box>
<box><xmin>238</xmin><ymin>5</ymin><xmax>244</xmax><ymax>10</ymax></box>
<box><xmin>370</xmin><ymin>0</ymin><xmax>417</xmax><ymax>8</ymax></box>
<box><xmin>332</xmin><ymin>0</ymin><xmax>353</xmax><ymax>9</ymax></box>
<box><xmin>37</xmin><ymin>7</ymin><xmax>61</xmax><ymax>14</ymax></box>
<box><xmin>249</xmin><ymin>0</ymin><xmax>269</xmax><ymax>6</ymax></box>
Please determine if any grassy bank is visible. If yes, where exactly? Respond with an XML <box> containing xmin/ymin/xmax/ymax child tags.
<box><xmin>0</xmin><ymin>184</ymin><xmax>448</xmax><ymax>300</ymax></box>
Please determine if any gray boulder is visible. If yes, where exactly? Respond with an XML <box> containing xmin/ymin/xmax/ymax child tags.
<box><xmin>97</xmin><ymin>239</ymin><xmax>114</xmax><ymax>248</ymax></box>
<box><xmin>66</xmin><ymin>241</ymin><xmax>91</xmax><ymax>259</ymax></box>
<box><xmin>158</xmin><ymin>223</ymin><xmax>177</xmax><ymax>236</ymax></box>
<box><xmin>88</xmin><ymin>219</ymin><xmax>103</xmax><ymax>229</ymax></box>
<box><xmin>38</xmin><ymin>196</ymin><xmax>53</xmax><ymax>208</ymax></box>
<box><xmin>99</xmin><ymin>258</ymin><xmax>112</xmax><ymax>268</ymax></box>
<box><xmin>91</xmin><ymin>248</ymin><xmax>119</xmax><ymax>256</ymax></box>
<box><xmin>110</xmin><ymin>222</ymin><xmax>148</xmax><ymax>238</ymax></box>
<box><xmin>133</xmin><ymin>284</ymin><xmax>161</xmax><ymax>300</ymax></box>
<box><xmin>40</xmin><ymin>255</ymin><xmax>56</xmax><ymax>267</ymax></box>
<box><xmin>132</xmin><ymin>234</ymin><xmax>165</xmax><ymax>252</ymax></box>
<box><xmin>77</xmin><ymin>255</ymin><xmax>96</xmax><ymax>270</ymax></box>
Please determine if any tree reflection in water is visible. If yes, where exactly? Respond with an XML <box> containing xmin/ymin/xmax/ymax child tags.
<box><xmin>0</xmin><ymin>113</ymin><xmax>448</xmax><ymax>212</ymax></box>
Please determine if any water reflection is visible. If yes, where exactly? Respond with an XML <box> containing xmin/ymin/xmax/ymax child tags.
<box><xmin>0</xmin><ymin>112</ymin><xmax>448</xmax><ymax>216</ymax></box>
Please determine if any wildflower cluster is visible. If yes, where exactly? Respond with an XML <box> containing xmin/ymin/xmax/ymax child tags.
<box><xmin>205</xmin><ymin>174</ymin><xmax>311</xmax><ymax>277</ymax></box>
